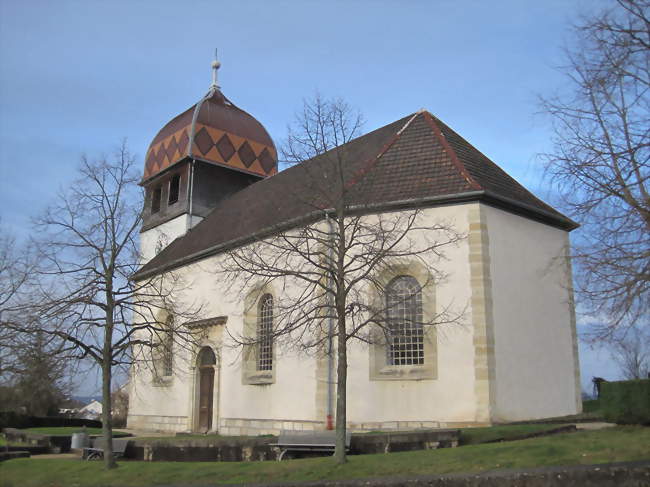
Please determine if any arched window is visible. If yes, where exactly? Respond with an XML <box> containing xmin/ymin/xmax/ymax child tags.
<box><xmin>257</xmin><ymin>294</ymin><xmax>273</xmax><ymax>371</ymax></box>
<box><xmin>386</xmin><ymin>276</ymin><xmax>424</xmax><ymax>366</ymax></box>
<box><xmin>198</xmin><ymin>346</ymin><xmax>216</xmax><ymax>367</ymax></box>
<box><xmin>161</xmin><ymin>316</ymin><xmax>174</xmax><ymax>376</ymax></box>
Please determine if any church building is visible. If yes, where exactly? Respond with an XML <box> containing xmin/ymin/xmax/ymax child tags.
<box><xmin>127</xmin><ymin>61</ymin><xmax>582</xmax><ymax>434</ymax></box>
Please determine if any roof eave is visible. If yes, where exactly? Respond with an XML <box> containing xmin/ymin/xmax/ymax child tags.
<box><xmin>479</xmin><ymin>191</ymin><xmax>579</xmax><ymax>231</ymax></box>
<box><xmin>133</xmin><ymin>189</ymin><xmax>576</xmax><ymax>282</ymax></box>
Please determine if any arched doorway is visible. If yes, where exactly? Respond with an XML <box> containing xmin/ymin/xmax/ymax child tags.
<box><xmin>196</xmin><ymin>347</ymin><xmax>216</xmax><ymax>432</ymax></box>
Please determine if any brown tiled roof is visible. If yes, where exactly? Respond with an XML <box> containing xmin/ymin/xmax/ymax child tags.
<box><xmin>136</xmin><ymin>111</ymin><xmax>576</xmax><ymax>280</ymax></box>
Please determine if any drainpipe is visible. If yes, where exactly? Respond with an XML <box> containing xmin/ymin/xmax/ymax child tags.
<box><xmin>187</xmin><ymin>159</ymin><xmax>195</xmax><ymax>232</ymax></box>
<box><xmin>326</xmin><ymin>212</ymin><xmax>335</xmax><ymax>430</ymax></box>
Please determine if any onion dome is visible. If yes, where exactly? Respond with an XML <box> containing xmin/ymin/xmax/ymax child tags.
<box><xmin>143</xmin><ymin>60</ymin><xmax>277</xmax><ymax>182</ymax></box>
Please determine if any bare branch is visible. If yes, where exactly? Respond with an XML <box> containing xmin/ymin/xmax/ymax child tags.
<box><xmin>540</xmin><ymin>0</ymin><xmax>650</xmax><ymax>338</ymax></box>
<box><xmin>218</xmin><ymin>95</ymin><xmax>465</xmax><ymax>464</ymax></box>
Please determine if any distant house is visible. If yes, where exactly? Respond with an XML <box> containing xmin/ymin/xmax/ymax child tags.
<box><xmin>79</xmin><ymin>400</ymin><xmax>102</xmax><ymax>420</ymax></box>
<box><xmin>58</xmin><ymin>407</ymin><xmax>79</xmax><ymax>416</ymax></box>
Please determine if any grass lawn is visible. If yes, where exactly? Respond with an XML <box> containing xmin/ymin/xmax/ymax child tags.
<box><xmin>0</xmin><ymin>436</ymin><xmax>33</xmax><ymax>448</ymax></box>
<box><xmin>23</xmin><ymin>427</ymin><xmax>130</xmax><ymax>437</ymax></box>
<box><xmin>459</xmin><ymin>423</ymin><xmax>567</xmax><ymax>445</ymax></box>
<box><xmin>1</xmin><ymin>426</ymin><xmax>648</xmax><ymax>487</ymax></box>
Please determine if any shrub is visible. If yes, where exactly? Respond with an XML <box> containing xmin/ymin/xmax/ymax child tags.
<box><xmin>0</xmin><ymin>411</ymin><xmax>101</xmax><ymax>430</ymax></box>
<box><xmin>600</xmin><ymin>379</ymin><xmax>650</xmax><ymax>425</ymax></box>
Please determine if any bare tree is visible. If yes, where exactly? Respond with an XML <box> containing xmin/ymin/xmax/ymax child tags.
<box><xmin>540</xmin><ymin>0</ymin><xmax>650</xmax><ymax>338</ymax></box>
<box><xmin>611</xmin><ymin>327</ymin><xmax>649</xmax><ymax>379</ymax></box>
<box><xmin>0</xmin><ymin>331</ymin><xmax>70</xmax><ymax>416</ymax></box>
<box><xmin>0</xmin><ymin>226</ymin><xmax>35</xmax><ymax>377</ymax></box>
<box><xmin>8</xmin><ymin>143</ymin><xmax>200</xmax><ymax>469</ymax></box>
<box><xmin>220</xmin><ymin>96</ymin><xmax>464</xmax><ymax>464</ymax></box>
<box><xmin>0</xmin><ymin>228</ymin><xmax>75</xmax><ymax>416</ymax></box>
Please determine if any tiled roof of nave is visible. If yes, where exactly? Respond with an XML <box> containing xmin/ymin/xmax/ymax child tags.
<box><xmin>136</xmin><ymin>111</ymin><xmax>575</xmax><ymax>279</ymax></box>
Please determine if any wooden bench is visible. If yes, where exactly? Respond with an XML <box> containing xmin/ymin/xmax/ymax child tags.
<box><xmin>276</xmin><ymin>430</ymin><xmax>351</xmax><ymax>460</ymax></box>
<box><xmin>83</xmin><ymin>437</ymin><xmax>130</xmax><ymax>460</ymax></box>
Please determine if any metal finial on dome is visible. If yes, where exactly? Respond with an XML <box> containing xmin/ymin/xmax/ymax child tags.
<box><xmin>210</xmin><ymin>48</ymin><xmax>221</xmax><ymax>90</ymax></box>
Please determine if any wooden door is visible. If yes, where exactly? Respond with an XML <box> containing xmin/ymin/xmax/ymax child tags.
<box><xmin>198</xmin><ymin>367</ymin><xmax>214</xmax><ymax>432</ymax></box>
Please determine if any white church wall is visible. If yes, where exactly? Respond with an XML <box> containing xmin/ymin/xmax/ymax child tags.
<box><xmin>128</xmin><ymin>202</ymin><xmax>580</xmax><ymax>433</ymax></box>
<box><xmin>127</xmin><ymin>343</ymin><xmax>194</xmax><ymax>432</ymax></box>
<box><xmin>140</xmin><ymin>214</ymin><xmax>189</xmax><ymax>265</ymax></box>
<box><xmin>217</xmin><ymin>342</ymin><xmax>321</xmax><ymax>434</ymax></box>
<box><xmin>484</xmin><ymin>204</ymin><xmax>580</xmax><ymax>421</ymax></box>
<box><xmin>204</xmin><ymin>261</ymin><xmax>322</xmax><ymax>434</ymax></box>
<box><xmin>127</xmin><ymin>255</ymin><xmax>323</xmax><ymax>434</ymax></box>
<box><xmin>126</xmin><ymin>278</ymin><xmax>210</xmax><ymax>432</ymax></box>
<box><xmin>345</xmin><ymin>204</ymin><xmax>479</xmax><ymax>428</ymax></box>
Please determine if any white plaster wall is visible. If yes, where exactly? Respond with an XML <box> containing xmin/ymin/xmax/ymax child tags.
<box><xmin>139</xmin><ymin>214</ymin><xmax>189</xmax><ymax>265</ymax></box>
<box><xmin>128</xmin><ymin>353</ymin><xmax>192</xmax><ymax>431</ymax></box>
<box><xmin>128</xmin><ymin>253</ymin><xmax>320</xmax><ymax>432</ymax></box>
<box><xmin>181</xmin><ymin>259</ymin><xmax>320</xmax><ymax>424</ymax></box>
<box><xmin>133</xmin><ymin>203</ymin><xmax>578</xmax><ymax>432</ymax></box>
<box><xmin>484</xmin><ymin>205</ymin><xmax>579</xmax><ymax>421</ymax></box>
<box><xmin>128</xmin><ymin>204</ymin><xmax>481</xmax><ymax>432</ymax></box>
<box><xmin>346</xmin><ymin>204</ymin><xmax>477</xmax><ymax>425</ymax></box>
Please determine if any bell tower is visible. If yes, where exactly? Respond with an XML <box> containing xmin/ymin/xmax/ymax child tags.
<box><xmin>140</xmin><ymin>55</ymin><xmax>277</xmax><ymax>264</ymax></box>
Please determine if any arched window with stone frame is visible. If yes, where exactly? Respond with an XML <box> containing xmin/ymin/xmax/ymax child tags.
<box><xmin>385</xmin><ymin>275</ymin><xmax>424</xmax><ymax>366</ymax></box>
<box><xmin>370</xmin><ymin>264</ymin><xmax>437</xmax><ymax>381</ymax></box>
<box><xmin>257</xmin><ymin>293</ymin><xmax>274</xmax><ymax>371</ymax></box>
<box><xmin>242</xmin><ymin>286</ymin><xmax>276</xmax><ymax>385</ymax></box>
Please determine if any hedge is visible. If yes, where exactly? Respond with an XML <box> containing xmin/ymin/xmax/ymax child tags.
<box><xmin>600</xmin><ymin>379</ymin><xmax>650</xmax><ymax>425</ymax></box>
<box><xmin>0</xmin><ymin>411</ymin><xmax>102</xmax><ymax>430</ymax></box>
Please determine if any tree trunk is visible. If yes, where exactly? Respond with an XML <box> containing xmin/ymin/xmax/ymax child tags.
<box><xmin>333</xmin><ymin>204</ymin><xmax>348</xmax><ymax>465</ymax></box>
<box><xmin>101</xmin><ymin>324</ymin><xmax>116</xmax><ymax>469</ymax></box>
<box><xmin>333</xmin><ymin>312</ymin><xmax>347</xmax><ymax>464</ymax></box>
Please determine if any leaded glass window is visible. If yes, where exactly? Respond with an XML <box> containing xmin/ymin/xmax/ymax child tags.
<box><xmin>257</xmin><ymin>294</ymin><xmax>273</xmax><ymax>371</ymax></box>
<box><xmin>386</xmin><ymin>276</ymin><xmax>424</xmax><ymax>366</ymax></box>
<box><xmin>162</xmin><ymin>316</ymin><xmax>174</xmax><ymax>376</ymax></box>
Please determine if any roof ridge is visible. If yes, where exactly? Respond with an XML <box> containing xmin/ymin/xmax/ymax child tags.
<box><xmin>422</xmin><ymin>111</ymin><xmax>482</xmax><ymax>191</ymax></box>
<box><xmin>431</xmin><ymin>115</ymin><xmax>567</xmax><ymax>218</ymax></box>
<box><xmin>345</xmin><ymin>111</ymin><xmax>421</xmax><ymax>190</ymax></box>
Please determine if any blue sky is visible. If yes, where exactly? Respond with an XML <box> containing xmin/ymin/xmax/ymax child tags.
<box><xmin>0</xmin><ymin>0</ymin><xmax>620</xmax><ymax>395</ymax></box>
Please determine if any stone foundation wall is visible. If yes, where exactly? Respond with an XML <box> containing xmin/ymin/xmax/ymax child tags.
<box><xmin>348</xmin><ymin>421</ymin><xmax>491</xmax><ymax>432</ymax></box>
<box><xmin>127</xmin><ymin>429</ymin><xmax>461</xmax><ymax>462</ymax></box>
<box><xmin>126</xmin><ymin>414</ymin><xmax>490</xmax><ymax>435</ymax></box>
<box><xmin>218</xmin><ymin>418</ymin><xmax>490</xmax><ymax>436</ymax></box>
<box><xmin>218</xmin><ymin>418</ymin><xmax>325</xmax><ymax>436</ymax></box>
<box><xmin>126</xmin><ymin>414</ymin><xmax>188</xmax><ymax>432</ymax></box>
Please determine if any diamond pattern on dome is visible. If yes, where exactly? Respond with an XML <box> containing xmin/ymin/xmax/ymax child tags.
<box><xmin>177</xmin><ymin>130</ymin><xmax>189</xmax><ymax>155</ymax></box>
<box><xmin>165</xmin><ymin>136</ymin><xmax>178</xmax><ymax>161</ymax></box>
<box><xmin>258</xmin><ymin>147</ymin><xmax>276</xmax><ymax>173</ymax></box>
<box><xmin>195</xmin><ymin>127</ymin><xmax>214</xmax><ymax>156</ymax></box>
<box><xmin>216</xmin><ymin>134</ymin><xmax>236</xmax><ymax>162</ymax></box>
<box><xmin>155</xmin><ymin>146</ymin><xmax>165</xmax><ymax>167</ymax></box>
<box><xmin>238</xmin><ymin>141</ymin><xmax>256</xmax><ymax>168</ymax></box>
<box><xmin>143</xmin><ymin>98</ymin><xmax>277</xmax><ymax>182</ymax></box>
